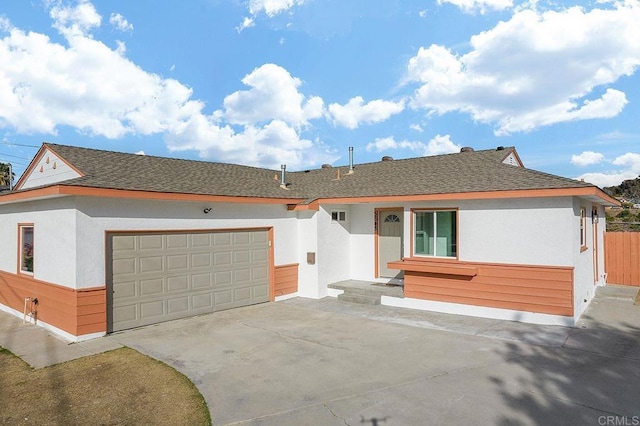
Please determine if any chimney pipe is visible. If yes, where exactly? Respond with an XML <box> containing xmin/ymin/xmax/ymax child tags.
<box><xmin>348</xmin><ymin>146</ymin><xmax>354</xmax><ymax>174</ymax></box>
<box><xmin>280</xmin><ymin>164</ymin><xmax>287</xmax><ymax>188</ymax></box>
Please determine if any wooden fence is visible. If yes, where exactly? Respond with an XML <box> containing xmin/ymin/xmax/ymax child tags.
<box><xmin>605</xmin><ymin>232</ymin><xmax>640</xmax><ymax>286</ymax></box>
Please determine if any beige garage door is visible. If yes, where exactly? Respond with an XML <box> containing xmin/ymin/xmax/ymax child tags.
<box><xmin>107</xmin><ymin>229</ymin><xmax>270</xmax><ymax>332</ymax></box>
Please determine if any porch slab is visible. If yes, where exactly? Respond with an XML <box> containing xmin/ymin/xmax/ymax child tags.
<box><xmin>328</xmin><ymin>280</ymin><xmax>404</xmax><ymax>298</ymax></box>
<box><xmin>597</xmin><ymin>284</ymin><xmax>639</xmax><ymax>302</ymax></box>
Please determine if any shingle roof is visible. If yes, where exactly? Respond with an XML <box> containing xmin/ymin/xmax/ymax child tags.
<box><xmin>23</xmin><ymin>143</ymin><xmax>597</xmax><ymax>203</ymax></box>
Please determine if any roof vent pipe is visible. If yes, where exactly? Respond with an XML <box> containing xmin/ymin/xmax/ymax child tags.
<box><xmin>280</xmin><ymin>164</ymin><xmax>287</xmax><ymax>188</ymax></box>
<box><xmin>348</xmin><ymin>146</ymin><xmax>354</xmax><ymax>174</ymax></box>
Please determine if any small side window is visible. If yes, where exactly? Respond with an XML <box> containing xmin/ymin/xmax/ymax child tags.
<box><xmin>19</xmin><ymin>224</ymin><xmax>34</xmax><ymax>274</ymax></box>
<box><xmin>331</xmin><ymin>210</ymin><xmax>346</xmax><ymax>222</ymax></box>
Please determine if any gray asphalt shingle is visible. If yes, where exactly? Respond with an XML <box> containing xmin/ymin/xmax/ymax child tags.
<box><xmin>19</xmin><ymin>143</ymin><xmax>596</xmax><ymax>203</ymax></box>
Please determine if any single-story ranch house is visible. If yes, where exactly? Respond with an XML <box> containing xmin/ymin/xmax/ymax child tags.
<box><xmin>0</xmin><ymin>143</ymin><xmax>619</xmax><ymax>341</ymax></box>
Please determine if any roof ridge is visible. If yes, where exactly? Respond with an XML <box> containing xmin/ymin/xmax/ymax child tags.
<box><xmin>44</xmin><ymin>142</ymin><xmax>280</xmax><ymax>173</ymax></box>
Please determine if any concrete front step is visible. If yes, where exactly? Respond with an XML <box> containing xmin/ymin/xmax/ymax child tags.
<box><xmin>337</xmin><ymin>292</ymin><xmax>381</xmax><ymax>305</ymax></box>
<box><xmin>328</xmin><ymin>280</ymin><xmax>404</xmax><ymax>298</ymax></box>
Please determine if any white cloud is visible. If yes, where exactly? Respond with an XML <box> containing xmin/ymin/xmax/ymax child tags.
<box><xmin>576</xmin><ymin>152</ymin><xmax>640</xmax><ymax>187</ymax></box>
<box><xmin>366</xmin><ymin>134</ymin><xmax>461</xmax><ymax>157</ymax></box>
<box><xmin>238</xmin><ymin>0</ymin><xmax>305</xmax><ymax>31</ymax></box>
<box><xmin>236</xmin><ymin>17</ymin><xmax>254</xmax><ymax>33</ymax></box>
<box><xmin>438</xmin><ymin>0</ymin><xmax>513</xmax><ymax>14</ymax></box>
<box><xmin>571</xmin><ymin>151</ymin><xmax>605</xmax><ymax>167</ymax></box>
<box><xmin>165</xmin><ymin>118</ymin><xmax>337</xmax><ymax>169</ymax></box>
<box><xmin>0</xmin><ymin>4</ymin><xmax>330</xmax><ymax>170</ymax></box>
<box><xmin>50</xmin><ymin>0</ymin><xmax>101</xmax><ymax>37</ymax></box>
<box><xmin>109</xmin><ymin>13</ymin><xmax>133</xmax><ymax>32</ymax></box>
<box><xmin>407</xmin><ymin>1</ymin><xmax>640</xmax><ymax>135</ymax></box>
<box><xmin>223</xmin><ymin>63</ymin><xmax>324</xmax><ymax>127</ymax></box>
<box><xmin>328</xmin><ymin>97</ymin><xmax>405</xmax><ymax>129</ymax></box>
<box><xmin>135</xmin><ymin>150</ymin><xmax>145</xmax><ymax>155</ymax></box>
<box><xmin>248</xmin><ymin>0</ymin><xmax>306</xmax><ymax>17</ymax></box>
<box><xmin>410</xmin><ymin>124</ymin><xmax>424</xmax><ymax>132</ymax></box>
<box><xmin>419</xmin><ymin>10</ymin><xmax>428</xmax><ymax>18</ymax></box>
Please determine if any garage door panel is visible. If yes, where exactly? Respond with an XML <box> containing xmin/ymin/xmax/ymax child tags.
<box><xmin>213</xmin><ymin>233</ymin><xmax>232</xmax><ymax>246</ymax></box>
<box><xmin>168</xmin><ymin>297</ymin><xmax>189</xmax><ymax>314</ymax></box>
<box><xmin>192</xmin><ymin>293</ymin><xmax>213</xmax><ymax>310</ymax></box>
<box><xmin>191</xmin><ymin>252</ymin><xmax>212</xmax><ymax>268</ymax></box>
<box><xmin>234</xmin><ymin>232</ymin><xmax>251</xmax><ymax>245</ymax></box>
<box><xmin>234</xmin><ymin>268</ymin><xmax>251</xmax><ymax>283</ymax></box>
<box><xmin>252</xmin><ymin>248</ymin><xmax>268</xmax><ymax>262</ymax></box>
<box><xmin>167</xmin><ymin>276</ymin><xmax>189</xmax><ymax>292</ymax></box>
<box><xmin>108</xmin><ymin>229</ymin><xmax>270</xmax><ymax>332</ymax></box>
<box><xmin>213</xmin><ymin>252</ymin><xmax>232</xmax><ymax>267</ymax></box>
<box><xmin>252</xmin><ymin>284</ymin><xmax>268</xmax><ymax>298</ymax></box>
<box><xmin>192</xmin><ymin>273</ymin><xmax>212</xmax><ymax>289</ymax></box>
<box><xmin>139</xmin><ymin>256</ymin><xmax>163</xmax><ymax>273</ymax></box>
<box><xmin>113</xmin><ymin>304</ymin><xmax>137</xmax><ymax>322</ymax></box>
<box><xmin>112</xmin><ymin>235</ymin><xmax>136</xmax><ymax>251</ymax></box>
<box><xmin>234</xmin><ymin>250</ymin><xmax>251</xmax><ymax>264</ymax></box>
<box><xmin>113</xmin><ymin>281</ymin><xmax>136</xmax><ymax>299</ymax></box>
<box><xmin>167</xmin><ymin>234</ymin><xmax>188</xmax><ymax>248</ymax></box>
<box><xmin>139</xmin><ymin>235</ymin><xmax>163</xmax><ymax>250</ymax></box>
<box><xmin>234</xmin><ymin>286</ymin><xmax>251</xmax><ymax>302</ymax></box>
<box><xmin>140</xmin><ymin>278</ymin><xmax>164</xmax><ymax>296</ymax></box>
<box><xmin>214</xmin><ymin>290</ymin><xmax>232</xmax><ymax>306</ymax></box>
<box><xmin>252</xmin><ymin>266</ymin><xmax>268</xmax><ymax>280</ymax></box>
<box><xmin>192</xmin><ymin>234</ymin><xmax>212</xmax><ymax>247</ymax></box>
<box><xmin>140</xmin><ymin>300</ymin><xmax>164</xmax><ymax>318</ymax></box>
<box><xmin>167</xmin><ymin>254</ymin><xmax>188</xmax><ymax>271</ymax></box>
<box><xmin>113</xmin><ymin>258</ymin><xmax>136</xmax><ymax>275</ymax></box>
<box><xmin>213</xmin><ymin>270</ymin><xmax>232</xmax><ymax>286</ymax></box>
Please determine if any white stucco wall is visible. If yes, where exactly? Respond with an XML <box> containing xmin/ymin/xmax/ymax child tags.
<box><xmin>296</xmin><ymin>211</ymin><xmax>320</xmax><ymax>298</ymax></box>
<box><xmin>350</xmin><ymin>204</ymin><xmax>376</xmax><ymax>281</ymax></box>
<box><xmin>316</xmin><ymin>205</ymin><xmax>352</xmax><ymax>291</ymax></box>
<box><xmin>572</xmin><ymin>199</ymin><xmax>601</xmax><ymax>319</ymax></box>
<box><xmin>0</xmin><ymin>197</ymin><xmax>77</xmax><ymax>287</ymax></box>
<box><xmin>454</xmin><ymin>197</ymin><xmax>575</xmax><ymax>266</ymax></box>
<box><xmin>74</xmin><ymin>197</ymin><xmax>300</xmax><ymax>289</ymax></box>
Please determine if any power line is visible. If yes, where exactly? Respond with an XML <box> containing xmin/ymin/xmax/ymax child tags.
<box><xmin>0</xmin><ymin>151</ymin><xmax>31</xmax><ymax>160</ymax></box>
<box><xmin>0</xmin><ymin>142</ymin><xmax>40</xmax><ymax>148</ymax></box>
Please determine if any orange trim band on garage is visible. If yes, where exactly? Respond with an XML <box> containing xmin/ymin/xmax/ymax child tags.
<box><xmin>274</xmin><ymin>263</ymin><xmax>299</xmax><ymax>297</ymax></box>
<box><xmin>0</xmin><ymin>270</ymin><xmax>106</xmax><ymax>335</ymax></box>
<box><xmin>389</xmin><ymin>259</ymin><xmax>574</xmax><ymax>317</ymax></box>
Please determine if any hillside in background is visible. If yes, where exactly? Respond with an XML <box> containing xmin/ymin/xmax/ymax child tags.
<box><xmin>604</xmin><ymin>177</ymin><xmax>640</xmax><ymax>203</ymax></box>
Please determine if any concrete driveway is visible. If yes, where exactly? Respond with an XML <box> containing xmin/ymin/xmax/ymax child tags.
<box><xmin>109</xmin><ymin>287</ymin><xmax>640</xmax><ymax>425</ymax></box>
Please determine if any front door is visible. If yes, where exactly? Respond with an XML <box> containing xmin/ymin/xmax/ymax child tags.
<box><xmin>378</xmin><ymin>210</ymin><xmax>404</xmax><ymax>278</ymax></box>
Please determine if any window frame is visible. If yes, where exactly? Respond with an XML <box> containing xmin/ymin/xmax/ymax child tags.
<box><xmin>411</xmin><ymin>208</ymin><xmax>458</xmax><ymax>259</ymax></box>
<box><xmin>18</xmin><ymin>223</ymin><xmax>34</xmax><ymax>275</ymax></box>
<box><xmin>580</xmin><ymin>207</ymin><xmax>588</xmax><ymax>252</ymax></box>
<box><xmin>331</xmin><ymin>210</ymin><xmax>346</xmax><ymax>223</ymax></box>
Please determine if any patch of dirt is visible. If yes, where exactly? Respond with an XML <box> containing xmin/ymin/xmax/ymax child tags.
<box><xmin>0</xmin><ymin>347</ymin><xmax>211</xmax><ymax>425</ymax></box>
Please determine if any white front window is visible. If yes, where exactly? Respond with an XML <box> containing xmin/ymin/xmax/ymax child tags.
<box><xmin>414</xmin><ymin>210</ymin><xmax>457</xmax><ymax>258</ymax></box>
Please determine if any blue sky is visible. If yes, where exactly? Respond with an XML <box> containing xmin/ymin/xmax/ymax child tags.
<box><xmin>1</xmin><ymin>0</ymin><xmax>639</xmax><ymax>188</ymax></box>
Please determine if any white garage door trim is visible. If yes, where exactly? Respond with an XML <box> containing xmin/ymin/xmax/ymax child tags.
<box><xmin>106</xmin><ymin>228</ymin><xmax>272</xmax><ymax>332</ymax></box>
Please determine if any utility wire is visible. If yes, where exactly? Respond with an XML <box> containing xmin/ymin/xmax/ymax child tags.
<box><xmin>0</xmin><ymin>142</ymin><xmax>40</xmax><ymax>148</ymax></box>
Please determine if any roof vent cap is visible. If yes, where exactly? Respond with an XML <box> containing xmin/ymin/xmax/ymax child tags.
<box><xmin>321</xmin><ymin>164</ymin><xmax>332</xmax><ymax>168</ymax></box>
<box><xmin>496</xmin><ymin>146</ymin><xmax>505</xmax><ymax>151</ymax></box>
<box><xmin>460</xmin><ymin>147</ymin><xmax>474</xmax><ymax>153</ymax></box>
<box><xmin>381</xmin><ymin>156</ymin><xmax>393</xmax><ymax>161</ymax></box>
